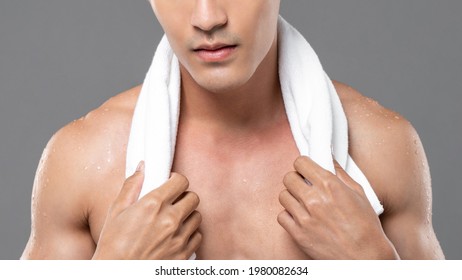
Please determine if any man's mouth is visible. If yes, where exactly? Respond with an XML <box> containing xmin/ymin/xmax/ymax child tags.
<box><xmin>193</xmin><ymin>44</ymin><xmax>237</xmax><ymax>62</ymax></box>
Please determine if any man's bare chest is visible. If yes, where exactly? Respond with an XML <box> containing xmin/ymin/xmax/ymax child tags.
<box><xmin>170</xmin><ymin>121</ymin><xmax>310</xmax><ymax>259</ymax></box>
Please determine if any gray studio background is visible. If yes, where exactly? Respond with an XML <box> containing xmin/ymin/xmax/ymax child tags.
<box><xmin>0</xmin><ymin>0</ymin><xmax>460</xmax><ymax>259</ymax></box>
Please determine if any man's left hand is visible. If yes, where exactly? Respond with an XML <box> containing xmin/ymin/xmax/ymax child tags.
<box><xmin>278</xmin><ymin>156</ymin><xmax>398</xmax><ymax>259</ymax></box>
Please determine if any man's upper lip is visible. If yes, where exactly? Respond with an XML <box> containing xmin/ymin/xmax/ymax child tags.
<box><xmin>193</xmin><ymin>43</ymin><xmax>235</xmax><ymax>51</ymax></box>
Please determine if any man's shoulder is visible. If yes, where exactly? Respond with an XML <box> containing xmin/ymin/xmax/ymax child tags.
<box><xmin>40</xmin><ymin>84</ymin><xmax>143</xmax><ymax>192</ymax></box>
<box><xmin>332</xmin><ymin>80</ymin><xmax>413</xmax><ymax>138</ymax></box>
<box><xmin>51</xmin><ymin>84</ymin><xmax>142</xmax><ymax>156</ymax></box>
<box><xmin>332</xmin><ymin>81</ymin><xmax>427</xmax><ymax>212</ymax></box>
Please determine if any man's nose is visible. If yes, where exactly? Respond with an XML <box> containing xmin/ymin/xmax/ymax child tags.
<box><xmin>190</xmin><ymin>0</ymin><xmax>227</xmax><ymax>33</ymax></box>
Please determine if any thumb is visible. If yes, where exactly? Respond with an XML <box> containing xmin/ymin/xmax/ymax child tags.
<box><xmin>110</xmin><ymin>161</ymin><xmax>145</xmax><ymax>215</ymax></box>
<box><xmin>333</xmin><ymin>159</ymin><xmax>366</xmax><ymax>196</ymax></box>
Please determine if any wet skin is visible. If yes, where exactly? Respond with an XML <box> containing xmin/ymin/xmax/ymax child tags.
<box><xmin>21</xmin><ymin>0</ymin><xmax>444</xmax><ymax>259</ymax></box>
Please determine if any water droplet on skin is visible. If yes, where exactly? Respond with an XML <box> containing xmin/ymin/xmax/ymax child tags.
<box><xmin>43</xmin><ymin>178</ymin><xmax>50</xmax><ymax>188</ymax></box>
<box><xmin>97</xmin><ymin>166</ymin><xmax>101</xmax><ymax>170</ymax></box>
<box><xmin>365</xmin><ymin>97</ymin><xmax>378</xmax><ymax>105</ymax></box>
<box><xmin>84</xmin><ymin>166</ymin><xmax>89</xmax><ymax>170</ymax></box>
<box><xmin>394</xmin><ymin>116</ymin><xmax>400</xmax><ymax>120</ymax></box>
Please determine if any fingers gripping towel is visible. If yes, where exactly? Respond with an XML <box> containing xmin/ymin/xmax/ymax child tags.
<box><xmin>126</xmin><ymin>15</ymin><xmax>384</xmax><ymax>229</ymax></box>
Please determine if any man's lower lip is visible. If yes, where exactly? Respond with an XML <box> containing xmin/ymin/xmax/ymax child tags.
<box><xmin>194</xmin><ymin>46</ymin><xmax>236</xmax><ymax>62</ymax></box>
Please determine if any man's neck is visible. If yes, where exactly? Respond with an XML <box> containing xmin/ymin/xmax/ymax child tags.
<box><xmin>179</xmin><ymin>37</ymin><xmax>285</xmax><ymax>137</ymax></box>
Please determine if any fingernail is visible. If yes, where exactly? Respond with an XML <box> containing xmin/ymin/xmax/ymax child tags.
<box><xmin>136</xmin><ymin>161</ymin><xmax>145</xmax><ymax>173</ymax></box>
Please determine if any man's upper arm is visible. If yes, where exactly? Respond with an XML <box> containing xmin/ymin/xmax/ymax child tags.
<box><xmin>21</xmin><ymin>121</ymin><xmax>96</xmax><ymax>259</ymax></box>
<box><xmin>375</xmin><ymin>122</ymin><xmax>445</xmax><ymax>259</ymax></box>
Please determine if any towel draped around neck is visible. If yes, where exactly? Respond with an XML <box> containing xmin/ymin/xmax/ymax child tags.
<box><xmin>125</xmin><ymin>16</ymin><xmax>384</xmax><ymax>216</ymax></box>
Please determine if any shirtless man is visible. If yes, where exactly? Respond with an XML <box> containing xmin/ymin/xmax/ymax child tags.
<box><xmin>21</xmin><ymin>0</ymin><xmax>444</xmax><ymax>259</ymax></box>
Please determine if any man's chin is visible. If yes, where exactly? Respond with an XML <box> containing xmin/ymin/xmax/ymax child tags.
<box><xmin>197</xmin><ymin>79</ymin><xmax>248</xmax><ymax>95</ymax></box>
<box><xmin>181</xmin><ymin>62</ymin><xmax>254</xmax><ymax>94</ymax></box>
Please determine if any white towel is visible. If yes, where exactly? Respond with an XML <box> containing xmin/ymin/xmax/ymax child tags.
<box><xmin>126</xmin><ymin>16</ymin><xmax>384</xmax><ymax>217</ymax></box>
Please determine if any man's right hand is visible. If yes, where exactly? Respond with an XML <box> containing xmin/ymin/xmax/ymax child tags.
<box><xmin>92</xmin><ymin>161</ymin><xmax>202</xmax><ymax>260</ymax></box>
